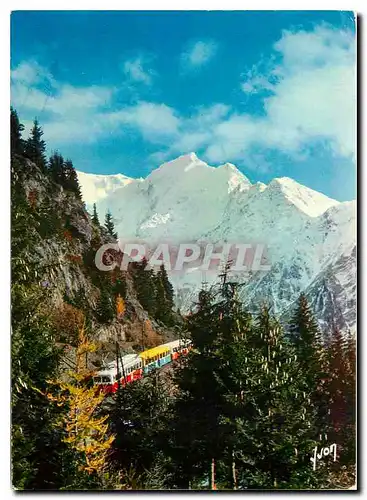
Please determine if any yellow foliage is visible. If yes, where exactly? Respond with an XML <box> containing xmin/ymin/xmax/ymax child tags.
<box><xmin>116</xmin><ymin>294</ymin><xmax>125</xmax><ymax>318</ymax></box>
<box><xmin>46</xmin><ymin>323</ymin><xmax>115</xmax><ymax>476</ymax></box>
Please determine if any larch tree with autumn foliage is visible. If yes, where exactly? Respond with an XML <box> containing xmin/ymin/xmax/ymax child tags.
<box><xmin>46</xmin><ymin>325</ymin><xmax>115</xmax><ymax>488</ymax></box>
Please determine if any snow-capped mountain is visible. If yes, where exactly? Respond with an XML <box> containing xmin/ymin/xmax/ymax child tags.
<box><xmin>76</xmin><ymin>170</ymin><xmax>138</xmax><ymax>208</ymax></box>
<box><xmin>77</xmin><ymin>153</ymin><xmax>356</xmax><ymax>335</ymax></box>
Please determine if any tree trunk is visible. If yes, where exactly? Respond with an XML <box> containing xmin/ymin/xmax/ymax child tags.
<box><xmin>232</xmin><ymin>451</ymin><xmax>237</xmax><ymax>490</ymax></box>
<box><xmin>210</xmin><ymin>458</ymin><xmax>216</xmax><ymax>490</ymax></box>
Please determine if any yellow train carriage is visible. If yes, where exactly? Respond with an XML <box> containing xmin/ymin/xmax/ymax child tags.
<box><xmin>140</xmin><ymin>345</ymin><xmax>171</xmax><ymax>373</ymax></box>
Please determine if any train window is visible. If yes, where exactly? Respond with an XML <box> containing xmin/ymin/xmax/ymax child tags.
<box><xmin>101</xmin><ymin>376</ymin><xmax>111</xmax><ymax>383</ymax></box>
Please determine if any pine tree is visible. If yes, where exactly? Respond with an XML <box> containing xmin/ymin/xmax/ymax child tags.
<box><xmin>63</xmin><ymin>159</ymin><xmax>82</xmax><ymax>199</ymax></box>
<box><xmin>11</xmin><ymin>283</ymin><xmax>62</xmax><ymax>490</ymax></box>
<box><xmin>104</xmin><ymin>210</ymin><xmax>118</xmax><ymax>239</ymax></box>
<box><xmin>11</xmin><ymin>107</ymin><xmax>25</xmax><ymax>156</ymax></box>
<box><xmin>168</xmin><ymin>285</ymin><xmax>224</xmax><ymax>488</ymax></box>
<box><xmin>133</xmin><ymin>258</ymin><xmax>157</xmax><ymax>317</ymax></box>
<box><xmin>96</xmin><ymin>288</ymin><xmax>115</xmax><ymax>324</ymax></box>
<box><xmin>25</xmin><ymin>118</ymin><xmax>47</xmax><ymax>172</ymax></box>
<box><xmin>288</xmin><ymin>294</ymin><xmax>327</xmax><ymax>380</ymax></box>
<box><xmin>48</xmin><ymin>151</ymin><xmax>65</xmax><ymax>185</ymax></box>
<box><xmin>91</xmin><ymin>203</ymin><xmax>100</xmax><ymax>226</ymax></box>
<box><xmin>289</xmin><ymin>294</ymin><xmax>328</xmax><ymax>428</ymax></box>
<box><xmin>325</xmin><ymin>328</ymin><xmax>356</xmax><ymax>469</ymax></box>
<box><xmin>155</xmin><ymin>264</ymin><xmax>175</xmax><ymax>325</ymax></box>
<box><xmin>108</xmin><ymin>371</ymin><xmax>171</xmax><ymax>485</ymax></box>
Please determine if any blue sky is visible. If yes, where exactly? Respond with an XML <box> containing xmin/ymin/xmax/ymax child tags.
<box><xmin>11</xmin><ymin>11</ymin><xmax>356</xmax><ymax>201</ymax></box>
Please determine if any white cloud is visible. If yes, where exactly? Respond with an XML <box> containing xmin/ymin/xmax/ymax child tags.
<box><xmin>123</xmin><ymin>56</ymin><xmax>155</xmax><ymax>85</ymax></box>
<box><xmin>11</xmin><ymin>60</ymin><xmax>53</xmax><ymax>86</ymax></box>
<box><xmin>107</xmin><ymin>102</ymin><xmax>180</xmax><ymax>140</ymax></box>
<box><xmin>197</xmin><ymin>25</ymin><xmax>356</xmax><ymax>165</ymax></box>
<box><xmin>181</xmin><ymin>40</ymin><xmax>218</xmax><ymax>71</ymax></box>
<box><xmin>48</xmin><ymin>85</ymin><xmax>113</xmax><ymax>115</ymax></box>
<box><xmin>151</xmin><ymin>104</ymin><xmax>231</xmax><ymax>161</ymax></box>
<box><xmin>11</xmin><ymin>60</ymin><xmax>115</xmax><ymax>143</ymax></box>
<box><xmin>145</xmin><ymin>26</ymin><xmax>355</xmax><ymax>169</ymax></box>
<box><xmin>11</xmin><ymin>60</ymin><xmax>176</xmax><ymax>146</ymax></box>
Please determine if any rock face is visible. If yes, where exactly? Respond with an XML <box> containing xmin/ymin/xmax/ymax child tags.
<box><xmin>77</xmin><ymin>153</ymin><xmax>357</xmax><ymax>335</ymax></box>
<box><xmin>17</xmin><ymin>158</ymin><xmax>177</xmax><ymax>350</ymax></box>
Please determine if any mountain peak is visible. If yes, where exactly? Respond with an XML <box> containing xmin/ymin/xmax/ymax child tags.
<box><xmin>181</xmin><ymin>152</ymin><xmax>199</xmax><ymax>162</ymax></box>
<box><xmin>149</xmin><ymin>152</ymin><xmax>210</xmax><ymax>178</ymax></box>
<box><xmin>267</xmin><ymin>177</ymin><xmax>339</xmax><ymax>217</ymax></box>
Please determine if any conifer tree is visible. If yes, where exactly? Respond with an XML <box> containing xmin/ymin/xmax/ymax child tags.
<box><xmin>155</xmin><ymin>264</ymin><xmax>175</xmax><ymax>325</ymax></box>
<box><xmin>25</xmin><ymin>118</ymin><xmax>47</xmax><ymax>172</ymax></box>
<box><xmin>168</xmin><ymin>286</ymin><xmax>224</xmax><ymax>488</ymax></box>
<box><xmin>11</xmin><ymin>283</ymin><xmax>62</xmax><ymax>490</ymax></box>
<box><xmin>133</xmin><ymin>258</ymin><xmax>157</xmax><ymax>317</ymax></box>
<box><xmin>289</xmin><ymin>294</ymin><xmax>324</xmax><ymax>381</ymax></box>
<box><xmin>104</xmin><ymin>210</ymin><xmax>118</xmax><ymax>239</ymax></box>
<box><xmin>64</xmin><ymin>159</ymin><xmax>82</xmax><ymax>199</ymax></box>
<box><xmin>289</xmin><ymin>294</ymin><xmax>329</xmax><ymax>435</ymax></box>
<box><xmin>325</xmin><ymin>328</ymin><xmax>356</xmax><ymax>468</ymax></box>
<box><xmin>96</xmin><ymin>288</ymin><xmax>115</xmax><ymax>324</ymax></box>
<box><xmin>108</xmin><ymin>371</ymin><xmax>171</xmax><ymax>485</ymax></box>
<box><xmin>11</xmin><ymin>107</ymin><xmax>25</xmax><ymax>156</ymax></box>
<box><xmin>48</xmin><ymin>151</ymin><xmax>65</xmax><ymax>185</ymax></box>
<box><xmin>91</xmin><ymin>203</ymin><xmax>100</xmax><ymax>226</ymax></box>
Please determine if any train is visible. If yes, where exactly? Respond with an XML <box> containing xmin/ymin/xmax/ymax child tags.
<box><xmin>92</xmin><ymin>339</ymin><xmax>191</xmax><ymax>393</ymax></box>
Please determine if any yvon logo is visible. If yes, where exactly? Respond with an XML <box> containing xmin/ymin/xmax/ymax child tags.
<box><xmin>310</xmin><ymin>443</ymin><xmax>338</xmax><ymax>471</ymax></box>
